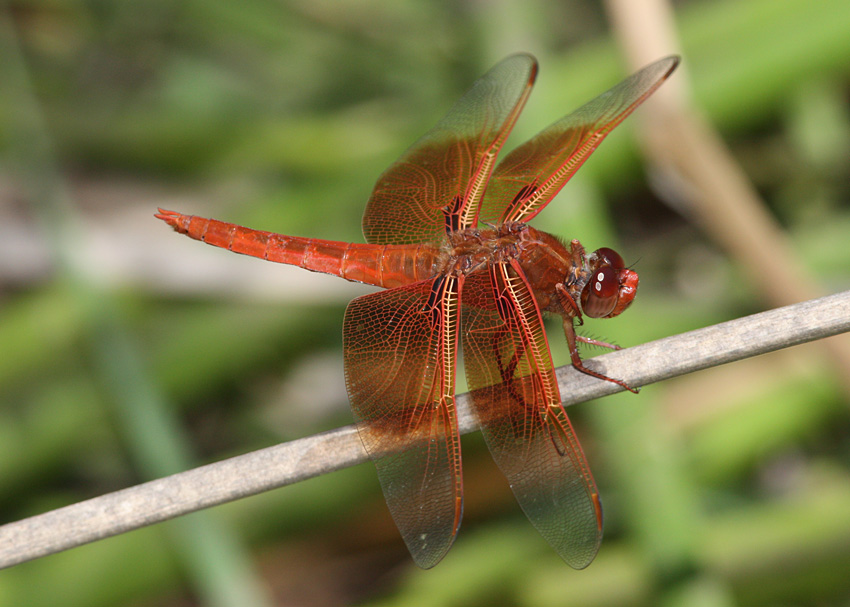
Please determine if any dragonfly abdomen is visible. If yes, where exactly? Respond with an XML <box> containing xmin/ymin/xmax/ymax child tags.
<box><xmin>156</xmin><ymin>210</ymin><xmax>439</xmax><ymax>288</ymax></box>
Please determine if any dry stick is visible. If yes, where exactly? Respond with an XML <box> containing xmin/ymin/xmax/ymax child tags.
<box><xmin>2</xmin><ymin>290</ymin><xmax>849</xmax><ymax>569</ymax></box>
<box><xmin>604</xmin><ymin>0</ymin><xmax>850</xmax><ymax>394</ymax></box>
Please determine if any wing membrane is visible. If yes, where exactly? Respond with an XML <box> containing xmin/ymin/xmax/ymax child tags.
<box><xmin>461</xmin><ymin>261</ymin><xmax>602</xmax><ymax>568</ymax></box>
<box><xmin>481</xmin><ymin>56</ymin><xmax>679</xmax><ymax>225</ymax></box>
<box><xmin>362</xmin><ymin>54</ymin><xmax>537</xmax><ymax>245</ymax></box>
<box><xmin>343</xmin><ymin>276</ymin><xmax>463</xmax><ymax>568</ymax></box>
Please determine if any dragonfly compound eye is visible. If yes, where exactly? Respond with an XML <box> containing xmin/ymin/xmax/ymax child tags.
<box><xmin>581</xmin><ymin>266</ymin><xmax>620</xmax><ymax>318</ymax></box>
<box><xmin>592</xmin><ymin>247</ymin><xmax>625</xmax><ymax>270</ymax></box>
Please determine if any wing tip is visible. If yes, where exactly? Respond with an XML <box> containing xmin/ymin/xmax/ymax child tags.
<box><xmin>659</xmin><ymin>54</ymin><xmax>681</xmax><ymax>79</ymax></box>
<box><xmin>503</xmin><ymin>52</ymin><xmax>539</xmax><ymax>86</ymax></box>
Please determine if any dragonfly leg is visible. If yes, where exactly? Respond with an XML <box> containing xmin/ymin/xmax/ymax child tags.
<box><xmin>563</xmin><ymin>319</ymin><xmax>638</xmax><ymax>393</ymax></box>
<box><xmin>556</xmin><ymin>283</ymin><xmax>584</xmax><ymax>326</ymax></box>
<box><xmin>576</xmin><ymin>335</ymin><xmax>621</xmax><ymax>351</ymax></box>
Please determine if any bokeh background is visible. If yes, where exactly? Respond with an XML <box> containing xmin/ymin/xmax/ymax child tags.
<box><xmin>2</xmin><ymin>0</ymin><xmax>850</xmax><ymax>605</ymax></box>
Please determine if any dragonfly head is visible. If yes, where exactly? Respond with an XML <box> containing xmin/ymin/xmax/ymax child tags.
<box><xmin>581</xmin><ymin>247</ymin><xmax>639</xmax><ymax>319</ymax></box>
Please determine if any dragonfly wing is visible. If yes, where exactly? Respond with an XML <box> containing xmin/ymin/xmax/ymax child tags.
<box><xmin>362</xmin><ymin>54</ymin><xmax>537</xmax><ymax>245</ymax></box>
<box><xmin>343</xmin><ymin>276</ymin><xmax>463</xmax><ymax>568</ymax></box>
<box><xmin>461</xmin><ymin>261</ymin><xmax>602</xmax><ymax>568</ymax></box>
<box><xmin>481</xmin><ymin>56</ymin><xmax>679</xmax><ymax>225</ymax></box>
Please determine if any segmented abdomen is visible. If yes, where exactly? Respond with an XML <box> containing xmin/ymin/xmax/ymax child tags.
<box><xmin>156</xmin><ymin>210</ymin><xmax>440</xmax><ymax>289</ymax></box>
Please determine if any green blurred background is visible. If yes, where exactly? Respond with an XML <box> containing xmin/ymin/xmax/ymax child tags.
<box><xmin>2</xmin><ymin>0</ymin><xmax>850</xmax><ymax>605</ymax></box>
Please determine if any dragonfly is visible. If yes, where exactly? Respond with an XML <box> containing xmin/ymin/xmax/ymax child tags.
<box><xmin>157</xmin><ymin>54</ymin><xmax>678</xmax><ymax>569</ymax></box>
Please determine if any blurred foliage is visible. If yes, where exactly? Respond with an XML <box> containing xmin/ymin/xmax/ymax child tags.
<box><xmin>1</xmin><ymin>0</ymin><xmax>850</xmax><ymax>606</ymax></box>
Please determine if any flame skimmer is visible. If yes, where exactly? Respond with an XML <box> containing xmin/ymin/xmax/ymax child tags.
<box><xmin>157</xmin><ymin>54</ymin><xmax>678</xmax><ymax>569</ymax></box>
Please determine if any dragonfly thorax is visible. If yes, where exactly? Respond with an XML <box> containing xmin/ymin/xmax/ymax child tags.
<box><xmin>437</xmin><ymin>222</ymin><xmax>562</xmax><ymax>277</ymax></box>
<box><xmin>437</xmin><ymin>222</ymin><xmax>637</xmax><ymax>322</ymax></box>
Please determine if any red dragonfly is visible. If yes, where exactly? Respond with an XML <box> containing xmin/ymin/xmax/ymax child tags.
<box><xmin>157</xmin><ymin>54</ymin><xmax>678</xmax><ymax>569</ymax></box>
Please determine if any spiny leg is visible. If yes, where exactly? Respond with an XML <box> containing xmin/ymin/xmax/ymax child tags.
<box><xmin>563</xmin><ymin>318</ymin><xmax>638</xmax><ymax>394</ymax></box>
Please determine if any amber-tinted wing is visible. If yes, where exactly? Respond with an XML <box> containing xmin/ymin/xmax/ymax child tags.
<box><xmin>343</xmin><ymin>275</ymin><xmax>463</xmax><ymax>569</ymax></box>
<box><xmin>362</xmin><ymin>54</ymin><xmax>537</xmax><ymax>245</ymax></box>
<box><xmin>480</xmin><ymin>56</ymin><xmax>679</xmax><ymax>226</ymax></box>
<box><xmin>461</xmin><ymin>260</ymin><xmax>602</xmax><ymax>568</ymax></box>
